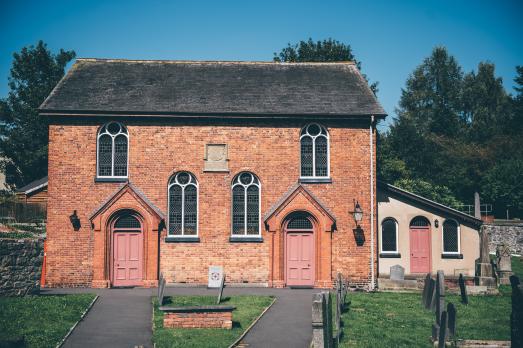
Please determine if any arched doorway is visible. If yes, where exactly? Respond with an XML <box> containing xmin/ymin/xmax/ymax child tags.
<box><xmin>285</xmin><ymin>212</ymin><xmax>315</xmax><ymax>287</ymax></box>
<box><xmin>409</xmin><ymin>216</ymin><xmax>431</xmax><ymax>274</ymax></box>
<box><xmin>111</xmin><ymin>211</ymin><xmax>144</xmax><ymax>287</ymax></box>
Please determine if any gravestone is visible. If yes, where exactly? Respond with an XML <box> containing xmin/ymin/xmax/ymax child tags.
<box><xmin>208</xmin><ymin>266</ymin><xmax>224</xmax><ymax>288</ymax></box>
<box><xmin>510</xmin><ymin>275</ymin><xmax>523</xmax><ymax>347</ymax></box>
<box><xmin>390</xmin><ymin>264</ymin><xmax>405</xmax><ymax>281</ymax></box>
<box><xmin>438</xmin><ymin>310</ymin><xmax>448</xmax><ymax>348</ymax></box>
<box><xmin>432</xmin><ymin>271</ymin><xmax>446</xmax><ymax>341</ymax></box>
<box><xmin>217</xmin><ymin>273</ymin><xmax>226</xmax><ymax>304</ymax></box>
<box><xmin>447</xmin><ymin>303</ymin><xmax>456</xmax><ymax>338</ymax></box>
<box><xmin>312</xmin><ymin>292</ymin><xmax>333</xmax><ymax>348</ymax></box>
<box><xmin>158</xmin><ymin>276</ymin><xmax>166</xmax><ymax>306</ymax></box>
<box><xmin>496</xmin><ymin>244</ymin><xmax>513</xmax><ymax>285</ymax></box>
<box><xmin>458</xmin><ymin>273</ymin><xmax>468</xmax><ymax>305</ymax></box>
<box><xmin>422</xmin><ymin>273</ymin><xmax>435</xmax><ymax>309</ymax></box>
<box><xmin>476</xmin><ymin>226</ymin><xmax>496</xmax><ymax>286</ymax></box>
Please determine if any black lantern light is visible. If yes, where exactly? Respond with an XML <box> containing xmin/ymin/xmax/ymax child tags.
<box><xmin>69</xmin><ymin>210</ymin><xmax>81</xmax><ymax>231</ymax></box>
<box><xmin>350</xmin><ymin>200</ymin><xmax>365</xmax><ymax>246</ymax></box>
<box><xmin>351</xmin><ymin>200</ymin><xmax>363</xmax><ymax>225</ymax></box>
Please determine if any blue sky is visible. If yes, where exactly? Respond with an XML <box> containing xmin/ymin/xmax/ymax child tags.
<box><xmin>1</xmin><ymin>0</ymin><xmax>522</xmax><ymax>129</ymax></box>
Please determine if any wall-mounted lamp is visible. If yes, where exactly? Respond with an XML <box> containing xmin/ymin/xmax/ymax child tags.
<box><xmin>69</xmin><ymin>210</ymin><xmax>81</xmax><ymax>231</ymax></box>
<box><xmin>435</xmin><ymin>219</ymin><xmax>439</xmax><ymax>228</ymax></box>
<box><xmin>350</xmin><ymin>200</ymin><xmax>364</xmax><ymax>226</ymax></box>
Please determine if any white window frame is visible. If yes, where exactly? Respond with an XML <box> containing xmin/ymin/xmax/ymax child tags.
<box><xmin>380</xmin><ymin>217</ymin><xmax>399</xmax><ymax>254</ymax></box>
<box><xmin>299</xmin><ymin>123</ymin><xmax>330</xmax><ymax>179</ymax></box>
<box><xmin>231</xmin><ymin>172</ymin><xmax>261</xmax><ymax>237</ymax></box>
<box><xmin>167</xmin><ymin>171</ymin><xmax>199</xmax><ymax>238</ymax></box>
<box><xmin>96</xmin><ymin>122</ymin><xmax>129</xmax><ymax>179</ymax></box>
<box><xmin>442</xmin><ymin>219</ymin><xmax>461</xmax><ymax>254</ymax></box>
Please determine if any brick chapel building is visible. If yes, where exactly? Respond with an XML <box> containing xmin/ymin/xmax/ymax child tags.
<box><xmin>39</xmin><ymin>59</ymin><xmax>386</xmax><ymax>289</ymax></box>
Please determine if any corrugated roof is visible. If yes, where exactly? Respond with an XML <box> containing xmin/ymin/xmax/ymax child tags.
<box><xmin>40</xmin><ymin>59</ymin><xmax>387</xmax><ymax>118</ymax></box>
<box><xmin>16</xmin><ymin>176</ymin><xmax>48</xmax><ymax>194</ymax></box>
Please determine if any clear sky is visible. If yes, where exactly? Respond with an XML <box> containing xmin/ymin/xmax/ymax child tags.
<box><xmin>1</xmin><ymin>0</ymin><xmax>522</xmax><ymax>129</ymax></box>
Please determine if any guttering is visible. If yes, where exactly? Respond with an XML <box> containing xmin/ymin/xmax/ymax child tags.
<box><xmin>370</xmin><ymin>115</ymin><xmax>375</xmax><ymax>291</ymax></box>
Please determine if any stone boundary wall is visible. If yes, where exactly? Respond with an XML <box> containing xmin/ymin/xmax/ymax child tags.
<box><xmin>163</xmin><ymin>311</ymin><xmax>233</xmax><ymax>329</ymax></box>
<box><xmin>0</xmin><ymin>238</ymin><xmax>44</xmax><ymax>296</ymax></box>
<box><xmin>484</xmin><ymin>221</ymin><xmax>523</xmax><ymax>255</ymax></box>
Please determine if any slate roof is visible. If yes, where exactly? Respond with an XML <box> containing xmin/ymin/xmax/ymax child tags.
<box><xmin>40</xmin><ymin>59</ymin><xmax>387</xmax><ymax>118</ymax></box>
<box><xmin>16</xmin><ymin>176</ymin><xmax>48</xmax><ymax>194</ymax></box>
<box><xmin>378</xmin><ymin>181</ymin><xmax>483</xmax><ymax>228</ymax></box>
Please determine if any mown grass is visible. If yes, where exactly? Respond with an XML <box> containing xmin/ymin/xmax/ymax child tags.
<box><xmin>0</xmin><ymin>294</ymin><xmax>97</xmax><ymax>348</ymax></box>
<box><xmin>153</xmin><ymin>295</ymin><xmax>274</xmax><ymax>348</ymax></box>
<box><xmin>338</xmin><ymin>258</ymin><xmax>522</xmax><ymax>348</ymax></box>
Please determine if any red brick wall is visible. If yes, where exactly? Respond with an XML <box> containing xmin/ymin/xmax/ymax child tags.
<box><xmin>163</xmin><ymin>310</ymin><xmax>233</xmax><ymax>329</ymax></box>
<box><xmin>46</xmin><ymin>118</ymin><xmax>376</xmax><ymax>287</ymax></box>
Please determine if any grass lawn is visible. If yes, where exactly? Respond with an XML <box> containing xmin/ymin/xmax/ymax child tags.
<box><xmin>338</xmin><ymin>256</ymin><xmax>522</xmax><ymax>347</ymax></box>
<box><xmin>0</xmin><ymin>293</ymin><xmax>97</xmax><ymax>348</ymax></box>
<box><xmin>153</xmin><ymin>295</ymin><xmax>274</xmax><ymax>348</ymax></box>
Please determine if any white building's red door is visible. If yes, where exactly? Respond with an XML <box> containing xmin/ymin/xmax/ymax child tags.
<box><xmin>409</xmin><ymin>217</ymin><xmax>431</xmax><ymax>274</ymax></box>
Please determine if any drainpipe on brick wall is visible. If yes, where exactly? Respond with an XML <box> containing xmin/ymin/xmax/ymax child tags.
<box><xmin>370</xmin><ymin>115</ymin><xmax>375</xmax><ymax>291</ymax></box>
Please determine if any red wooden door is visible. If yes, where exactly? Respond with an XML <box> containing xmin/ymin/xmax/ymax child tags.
<box><xmin>113</xmin><ymin>231</ymin><xmax>143</xmax><ymax>287</ymax></box>
<box><xmin>410</xmin><ymin>227</ymin><xmax>431</xmax><ymax>273</ymax></box>
<box><xmin>286</xmin><ymin>232</ymin><xmax>314</xmax><ymax>287</ymax></box>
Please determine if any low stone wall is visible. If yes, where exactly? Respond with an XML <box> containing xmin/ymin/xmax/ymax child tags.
<box><xmin>0</xmin><ymin>238</ymin><xmax>44</xmax><ymax>296</ymax></box>
<box><xmin>163</xmin><ymin>310</ymin><xmax>233</xmax><ymax>329</ymax></box>
<box><xmin>484</xmin><ymin>221</ymin><xmax>523</xmax><ymax>254</ymax></box>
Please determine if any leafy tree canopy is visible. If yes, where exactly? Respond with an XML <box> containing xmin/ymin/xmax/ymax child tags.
<box><xmin>0</xmin><ymin>41</ymin><xmax>75</xmax><ymax>190</ymax></box>
<box><xmin>274</xmin><ymin>38</ymin><xmax>378</xmax><ymax>94</ymax></box>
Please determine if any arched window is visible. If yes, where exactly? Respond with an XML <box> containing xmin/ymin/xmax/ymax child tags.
<box><xmin>97</xmin><ymin>122</ymin><xmax>129</xmax><ymax>178</ymax></box>
<box><xmin>114</xmin><ymin>213</ymin><xmax>141</xmax><ymax>229</ymax></box>
<box><xmin>300</xmin><ymin>123</ymin><xmax>329</xmax><ymax>178</ymax></box>
<box><xmin>381</xmin><ymin>218</ymin><xmax>398</xmax><ymax>253</ymax></box>
<box><xmin>410</xmin><ymin>216</ymin><xmax>430</xmax><ymax>227</ymax></box>
<box><xmin>443</xmin><ymin>220</ymin><xmax>460</xmax><ymax>253</ymax></box>
<box><xmin>287</xmin><ymin>215</ymin><xmax>313</xmax><ymax>230</ymax></box>
<box><xmin>168</xmin><ymin>172</ymin><xmax>198</xmax><ymax>237</ymax></box>
<box><xmin>232</xmin><ymin>172</ymin><xmax>260</xmax><ymax>236</ymax></box>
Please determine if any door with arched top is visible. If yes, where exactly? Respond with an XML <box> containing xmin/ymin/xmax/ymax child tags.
<box><xmin>285</xmin><ymin>213</ymin><xmax>315</xmax><ymax>287</ymax></box>
<box><xmin>409</xmin><ymin>216</ymin><xmax>431</xmax><ymax>274</ymax></box>
<box><xmin>112</xmin><ymin>212</ymin><xmax>143</xmax><ymax>287</ymax></box>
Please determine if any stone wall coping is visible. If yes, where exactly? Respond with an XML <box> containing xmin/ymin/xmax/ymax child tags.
<box><xmin>159</xmin><ymin>305</ymin><xmax>236</xmax><ymax>313</ymax></box>
<box><xmin>485</xmin><ymin>221</ymin><xmax>523</xmax><ymax>226</ymax></box>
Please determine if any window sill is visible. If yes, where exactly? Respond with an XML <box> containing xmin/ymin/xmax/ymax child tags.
<box><xmin>165</xmin><ymin>237</ymin><xmax>200</xmax><ymax>243</ymax></box>
<box><xmin>229</xmin><ymin>236</ymin><xmax>263</xmax><ymax>243</ymax></box>
<box><xmin>380</xmin><ymin>253</ymin><xmax>401</xmax><ymax>258</ymax></box>
<box><xmin>95</xmin><ymin>177</ymin><xmax>128</xmax><ymax>183</ymax></box>
<box><xmin>441</xmin><ymin>253</ymin><xmax>463</xmax><ymax>259</ymax></box>
<box><xmin>299</xmin><ymin>178</ymin><xmax>332</xmax><ymax>184</ymax></box>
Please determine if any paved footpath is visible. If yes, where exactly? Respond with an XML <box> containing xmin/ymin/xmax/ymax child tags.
<box><xmin>46</xmin><ymin>287</ymin><xmax>316</xmax><ymax>348</ymax></box>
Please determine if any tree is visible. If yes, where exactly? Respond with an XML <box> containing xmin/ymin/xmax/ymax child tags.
<box><xmin>274</xmin><ymin>38</ymin><xmax>378</xmax><ymax>94</ymax></box>
<box><xmin>0</xmin><ymin>41</ymin><xmax>75</xmax><ymax>189</ymax></box>
<box><xmin>480</xmin><ymin>160</ymin><xmax>523</xmax><ymax>218</ymax></box>
<box><xmin>393</xmin><ymin>178</ymin><xmax>462</xmax><ymax>208</ymax></box>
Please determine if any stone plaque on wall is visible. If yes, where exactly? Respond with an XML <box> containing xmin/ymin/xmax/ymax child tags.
<box><xmin>208</xmin><ymin>266</ymin><xmax>224</xmax><ymax>288</ymax></box>
<box><xmin>204</xmin><ymin>144</ymin><xmax>229</xmax><ymax>172</ymax></box>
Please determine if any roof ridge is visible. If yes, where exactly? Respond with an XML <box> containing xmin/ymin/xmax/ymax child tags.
<box><xmin>75</xmin><ymin>58</ymin><xmax>356</xmax><ymax>65</ymax></box>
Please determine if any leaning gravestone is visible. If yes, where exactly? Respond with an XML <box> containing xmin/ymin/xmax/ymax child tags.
<box><xmin>390</xmin><ymin>264</ymin><xmax>405</xmax><ymax>281</ymax></box>
<box><xmin>447</xmin><ymin>303</ymin><xmax>456</xmax><ymax>339</ymax></box>
<box><xmin>438</xmin><ymin>310</ymin><xmax>448</xmax><ymax>348</ymax></box>
<box><xmin>208</xmin><ymin>266</ymin><xmax>224</xmax><ymax>288</ymax></box>
<box><xmin>458</xmin><ymin>273</ymin><xmax>468</xmax><ymax>305</ymax></box>
<box><xmin>217</xmin><ymin>273</ymin><xmax>226</xmax><ymax>304</ymax></box>
<box><xmin>158</xmin><ymin>276</ymin><xmax>166</xmax><ymax>306</ymax></box>
<box><xmin>422</xmin><ymin>273</ymin><xmax>435</xmax><ymax>309</ymax></box>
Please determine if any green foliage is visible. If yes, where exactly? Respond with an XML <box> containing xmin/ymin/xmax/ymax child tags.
<box><xmin>339</xmin><ymin>291</ymin><xmax>510</xmax><ymax>347</ymax></box>
<box><xmin>152</xmin><ymin>295</ymin><xmax>274</xmax><ymax>348</ymax></box>
<box><xmin>273</xmin><ymin>38</ymin><xmax>378</xmax><ymax>94</ymax></box>
<box><xmin>0</xmin><ymin>41</ymin><xmax>75</xmax><ymax>190</ymax></box>
<box><xmin>379</xmin><ymin>46</ymin><xmax>522</xmax><ymax>217</ymax></box>
<box><xmin>0</xmin><ymin>294</ymin><xmax>96</xmax><ymax>348</ymax></box>
<box><xmin>393</xmin><ymin>178</ymin><xmax>462</xmax><ymax>208</ymax></box>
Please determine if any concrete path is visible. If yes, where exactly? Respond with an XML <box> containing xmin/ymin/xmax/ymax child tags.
<box><xmin>46</xmin><ymin>287</ymin><xmax>316</xmax><ymax>348</ymax></box>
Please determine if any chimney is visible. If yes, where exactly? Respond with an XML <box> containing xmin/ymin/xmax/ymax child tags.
<box><xmin>474</xmin><ymin>192</ymin><xmax>481</xmax><ymax>219</ymax></box>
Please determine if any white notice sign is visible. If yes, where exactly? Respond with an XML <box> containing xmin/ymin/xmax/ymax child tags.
<box><xmin>208</xmin><ymin>266</ymin><xmax>223</xmax><ymax>288</ymax></box>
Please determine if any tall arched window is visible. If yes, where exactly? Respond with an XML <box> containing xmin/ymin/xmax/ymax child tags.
<box><xmin>232</xmin><ymin>172</ymin><xmax>260</xmax><ymax>236</ymax></box>
<box><xmin>443</xmin><ymin>220</ymin><xmax>460</xmax><ymax>254</ymax></box>
<box><xmin>168</xmin><ymin>172</ymin><xmax>198</xmax><ymax>237</ymax></box>
<box><xmin>381</xmin><ymin>218</ymin><xmax>398</xmax><ymax>253</ymax></box>
<box><xmin>97</xmin><ymin>122</ymin><xmax>129</xmax><ymax>178</ymax></box>
<box><xmin>300</xmin><ymin>123</ymin><xmax>329</xmax><ymax>178</ymax></box>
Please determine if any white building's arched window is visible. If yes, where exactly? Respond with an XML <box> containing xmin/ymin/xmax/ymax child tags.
<box><xmin>97</xmin><ymin>122</ymin><xmax>129</xmax><ymax>178</ymax></box>
<box><xmin>168</xmin><ymin>172</ymin><xmax>198</xmax><ymax>237</ymax></box>
<box><xmin>232</xmin><ymin>172</ymin><xmax>260</xmax><ymax>236</ymax></box>
<box><xmin>443</xmin><ymin>220</ymin><xmax>460</xmax><ymax>254</ymax></box>
<box><xmin>300</xmin><ymin>123</ymin><xmax>329</xmax><ymax>178</ymax></box>
<box><xmin>381</xmin><ymin>218</ymin><xmax>398</xmax><ymax>253</ymax></box>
